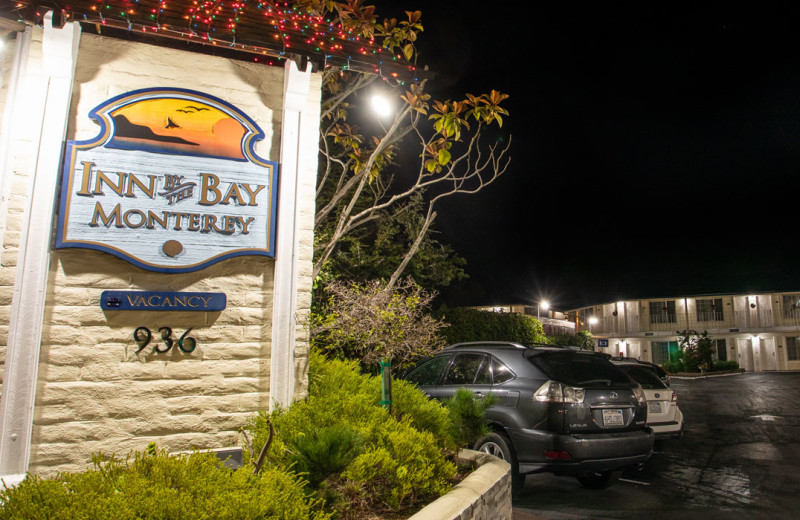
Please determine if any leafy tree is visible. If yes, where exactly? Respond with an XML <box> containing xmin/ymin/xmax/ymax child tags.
<box><xmin>309</xmin><ymin>2</ymin><xmax>512</xmax><ymax>289</ymax></box>
<box><xmin>548</xmin><ymin>330</ymin><xmax>595</xmax><ymax>350</ymax></box>
<box><xmin>321</xmin><ymin>193</ymin><xmax>467</xmax><ymax>290</ymax></box>
<box><xmin>575</xmin><ymin>330</ymin><xmax>595</xmax><ymax>350</ymax></box>
<box><xmin>677</xmin><ymin>329</ymin><xmax>715</xmax><ymax>372</ymax></box>
<box><xmin>310</xmin><ymin>277</ymin><xmax>446</xmax><ymax>369</ymax></box>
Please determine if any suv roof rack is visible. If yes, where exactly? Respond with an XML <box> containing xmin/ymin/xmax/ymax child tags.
<box><xmin>610</xmin><ymin>356</ymin><xmax>659</xmax><ymax>365</ymax></box>
<box><xmin>445</xmin><ymin>341</ymin><xmax>529</xmax><ymax>350</ymax></box>
<box><xmin>610</xmin><ymin>356</ymin><xmax>639</xmax><ymax>361</ymax></box>
<box><xmin>445</xmin><ymin>341</ymin><xmax>584</xmax><ymax>351</ymax></box>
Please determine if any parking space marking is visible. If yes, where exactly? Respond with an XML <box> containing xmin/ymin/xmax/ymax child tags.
<box><xmin>619</xmin><ymin>478</ymin><xmax>651</xmax><ymax>486</ymax></box>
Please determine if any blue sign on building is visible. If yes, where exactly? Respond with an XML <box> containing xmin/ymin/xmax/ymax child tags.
<box><xmin>101</xmin><ymin>291</ymin><xmax>226</xmax><ymax>311</ymax></box>
<box><xmin>597</xmin><ymin>338</ymin><xmax>609</xmax><ymax>348</ymax></box>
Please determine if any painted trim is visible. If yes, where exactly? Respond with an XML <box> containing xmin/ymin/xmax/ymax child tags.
<box><xmin>270</xmin><ymin>59</ymin><xmax>313</xmax><ymax>410</ymax></box>
<box><xmin>0</xmin><ymin>14</ymin><xmax>81</xmax><ymax>479</ymax></box>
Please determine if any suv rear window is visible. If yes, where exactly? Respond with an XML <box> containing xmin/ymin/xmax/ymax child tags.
<box><xmin>619</xmin><ymin>365</ymin><xmax>667</xmax><ymax>389</ymax></box>
<box><xmin>528</xmin><ymin>351</ymin><xmax>630</xmax><ymax>386</ymax></box>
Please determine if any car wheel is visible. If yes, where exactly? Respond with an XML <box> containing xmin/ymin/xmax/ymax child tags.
<box><xmin>474</xmin><ymin>432</ymin><xmax>525</xmax><ymax>494</ymax></box>
<box><xmin>576</xmin><ymin>470</ymin><xmax>619</xmax><ymax>489</ymax></box>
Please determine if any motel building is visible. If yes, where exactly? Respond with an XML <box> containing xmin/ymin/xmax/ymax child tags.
<box><xmin>567</xmin><ymin>291</ymin><xmax>800</xmax><ymax>372</ymax></box>
<box><xmin>0</xmin><ymin>1</ymin><xmax>415</xmax><ymax>486</ymax></box>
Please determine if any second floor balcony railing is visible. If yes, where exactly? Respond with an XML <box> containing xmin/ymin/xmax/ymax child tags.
<box><xmin>696</xmin><ymin>311</ymin><xmax>725</xmax><ymax>322</ymax></box>
<box><xmin>734</xmin><ymin>309</ymin><xmax>774</xmax><ymax>328</ymax></box>
<box><xmin>649</xmin><ymin>313</ymin><xmax>676</xmax><ymax>325</ymax></box>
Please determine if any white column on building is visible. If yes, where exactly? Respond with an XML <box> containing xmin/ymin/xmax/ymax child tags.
<box><xmin>0</xmin><ymin>13</ymin><xmax>81</xmax><ymax>485</ymax></box>
<box><xmin>270</xmin><ymin>59</ymin><xmax>312</xmax><ymax>410</ymax></box>
<box><xmin>0</xmin><ymin>21</ymin><xmax>29</xmax><ymax>263</ymax></box>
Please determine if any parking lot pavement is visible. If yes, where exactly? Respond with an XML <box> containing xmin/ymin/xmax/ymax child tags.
<box><xmin>512</xmin><ymin>510</ymin><xmax>549</xmax><ymax>520</ymax></box>
<box><xmin>512</xmin><ymin>372</ymin><xmax>800</xmax><ymax>519</ymax></box>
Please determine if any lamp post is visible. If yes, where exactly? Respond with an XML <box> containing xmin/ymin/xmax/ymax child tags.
<box><xmin>538</xmin><ymin>300</ymin><xmax>550</xmax><ymax>319</ymax></box>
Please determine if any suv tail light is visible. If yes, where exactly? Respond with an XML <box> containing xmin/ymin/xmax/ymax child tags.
<box><xmin>671</xmin><ymin>391</ymin><xmax>677</xmax><ymax>403</ymax></box>
<box><xmin>534</xmin><ymin>380</ymin><xmax>585</xmax><ymax>404</ymax></box>
<box><xmin>633</xmin><ymin>384</ymin><xmax>647</xmax><ymax>405</ymax></box>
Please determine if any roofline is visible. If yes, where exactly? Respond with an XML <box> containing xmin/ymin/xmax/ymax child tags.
<box><xmin>566</xmin><ymin>289</ymin><xmax>800</xmax><ymax>313</ymax></box>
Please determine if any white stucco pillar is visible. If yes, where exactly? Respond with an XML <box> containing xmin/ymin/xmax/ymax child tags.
<box><xmin>270</xmin><ymin>59</ymin><xmax>312</xmax><ymax>410</ymax></box>
<box><xmin>0</xmin><ymin>13</ymin><xmax>81</xmax><ymax>485</ymax></box>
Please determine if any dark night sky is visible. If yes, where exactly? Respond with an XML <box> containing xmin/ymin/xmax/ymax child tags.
<box><xmin>377</xmin><ymin>1</ymin><xmax>800</xmax><ymax>310</ymax></box>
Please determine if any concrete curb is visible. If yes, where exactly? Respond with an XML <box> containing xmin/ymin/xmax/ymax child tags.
<box><xmin>671</xmin><ymin>369</ymin><xmax>745</xmax><ymax>380</ymax></box>
<box><xmin>409</xmin><ymin>449</ymin><xmax>512</xmax><ymax>520</ymax></box>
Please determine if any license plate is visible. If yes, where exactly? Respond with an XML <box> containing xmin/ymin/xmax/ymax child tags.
<box><xmin>648</xmin><ymin>401</ymin><xmax>662</xmax><ymax>413</ymax></box>
<box><xmin>602</xmin><ymin>409</ymin><xmax>624</xmax><ymax>426</ymax></box>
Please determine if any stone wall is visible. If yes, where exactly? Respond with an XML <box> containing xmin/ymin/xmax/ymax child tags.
<box><xmin>409</xmin><ymin>450</ymin><xmax>512</xmax><ymax>520</ymax></box>
<box><xmin>0</xmin><ymin>28</ymin><xmax>320</xmax><ymax>476</ymax></box>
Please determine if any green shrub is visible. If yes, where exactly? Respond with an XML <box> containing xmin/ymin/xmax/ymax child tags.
<box><xmin>391</xmin><ymin>376</ymin><xmax>453</xmax><ymax>440</ymax></box>
<box><xmin>2</xmin><ymin>352</ymin><xmax>459</xmax><ymax>520</ymax></box>
<box><xmin>247</xmin><ymin>351</ymin><xmax>456</xmax><ymax>515</ymax></box>
<box><xmin>287</xmin><ymin>425</ymin><xmax>364</xmax><ymax>487</ymax></box>
<box><xmin>713</xmin><ymin>360</ymin><xmax>740</xmax><ymax>371</ymax></box>
<box><xmin>0</xmin><ymin>447</ymin><xmax>329</xmax><ymax>520</ymax></box>
<box><xmin>444</xmin><ymin>388</ymin><xmax>497</xmax><ymax>449</ymax></box>
<box><xmin>343</xmin><ymin>426</ymin><xmax>454</xmax><ymax>510</ymax></box>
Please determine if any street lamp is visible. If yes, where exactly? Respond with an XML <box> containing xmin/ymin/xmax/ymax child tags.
<box><xmin>538</xmin><ymin>300</ymin><xmax>550</xmax><ymax>319</ymax></box>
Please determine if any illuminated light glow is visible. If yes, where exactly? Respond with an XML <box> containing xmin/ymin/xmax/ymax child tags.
<box><xmin>370</xmin><ymin>94</ymin><xmax>392</xmax><ymax>117</ymax></box>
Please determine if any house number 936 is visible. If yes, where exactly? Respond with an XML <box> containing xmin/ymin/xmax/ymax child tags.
<box><xmin>134</xmin><ymin>327</ymin><xmax>196</xmax><ymax>354</ymax></box>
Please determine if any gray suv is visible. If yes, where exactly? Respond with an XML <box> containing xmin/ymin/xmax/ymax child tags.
<box><xmin>403</xmin><ymin>342</ymin><xmax>654</xmax><ymax>489</ymax></box>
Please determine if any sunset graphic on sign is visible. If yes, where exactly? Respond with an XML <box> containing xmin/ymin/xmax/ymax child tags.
<box><xmin>107</xmin><ymin>98</ymin><xmax>247</xmax><ymax>160</ymax></box>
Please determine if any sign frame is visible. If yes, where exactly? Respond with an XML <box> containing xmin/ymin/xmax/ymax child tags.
<box><xmin>56</xmin><ymin>87</ymin><xmax>280</xmax><ymax>273</ymax></box>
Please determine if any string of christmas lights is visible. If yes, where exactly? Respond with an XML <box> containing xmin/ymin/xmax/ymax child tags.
<box><xmin>2</xmin><ymin>0</ymin><xmax>422</xmax><ymax>81</ymax></box>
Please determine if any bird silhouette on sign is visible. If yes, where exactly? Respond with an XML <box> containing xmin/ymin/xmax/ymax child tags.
<box><xmin>175</xmin><ymin>106</ymin><xmax>211</xmax><ymax>114</ymax></box>
<box><xmin>165</xmin><ymin>116</ymin><xmax>181</xmax><ymax>129</ymax></box>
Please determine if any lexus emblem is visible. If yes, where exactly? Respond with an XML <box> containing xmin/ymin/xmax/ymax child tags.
<box><xmin>610</xmin><ymin>392</ymin><xmax>618</xmax><ymax>399</ymax></box>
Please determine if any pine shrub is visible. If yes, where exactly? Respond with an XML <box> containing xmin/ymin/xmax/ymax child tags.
<box><xmin>444</xmin><ymin>387</ymin><xmax>498</xmax><ymax>449</ymax></box>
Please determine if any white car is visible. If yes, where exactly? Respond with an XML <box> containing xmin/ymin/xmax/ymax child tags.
<box><xmin>612</xmin><ymin>360</ymin><xmax>684</xmax><ymax>439</ymax></box>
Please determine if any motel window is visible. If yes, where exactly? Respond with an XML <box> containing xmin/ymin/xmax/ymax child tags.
<box><xmin>782</xmin><ymin>295</ymin><xmax>800</xmax><ymax>319</ymax></box>
<box><xmin>787</xmin><ymin>337</ymin><xmax>800</xmax><ymax>361</ymax></box>
<box><xmin>696</xmin><ymin>298</ymin><xmax>723</xmax><ymax>322</ymax></box>
<box><xmin>649</xmin><ymin>300</ymin><xmax>676</xmax><ymax>324</ymax></box>
<box><xmin>651</xmin><ymin>342</ymin><xmax>669</xmax><ymax>365</ymax></box>
<box><xmin>712</xmin><ymin>339</ymin><xmax>727</xmax><ymax>361</ymax></box>
<box><xmin>651</xmin><ymin>341</ymin><xmax>680</xmax><ymax>365</ymax></box>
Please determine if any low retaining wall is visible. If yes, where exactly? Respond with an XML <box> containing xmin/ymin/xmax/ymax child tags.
<box><xmin>409</xmin><ymin>449</ymin><xmax>512</xmax><ymax>520</ymax></box>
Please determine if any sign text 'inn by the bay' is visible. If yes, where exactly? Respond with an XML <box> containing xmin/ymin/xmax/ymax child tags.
<box><xmin>56</xmin><ymin>88</ymin><xmax>280</xmax><ymax>272</ymax></box>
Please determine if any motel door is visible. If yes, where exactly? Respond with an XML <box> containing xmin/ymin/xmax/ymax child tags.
<box><xmin>762</xmin><ymin>337</ymin><xmax>778</xmax><ymax>371</ymax></box>
<box><xmin>736</xmin><ymin>339</ymin><xmax>754</xmax><ymax>372</ymax></box>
